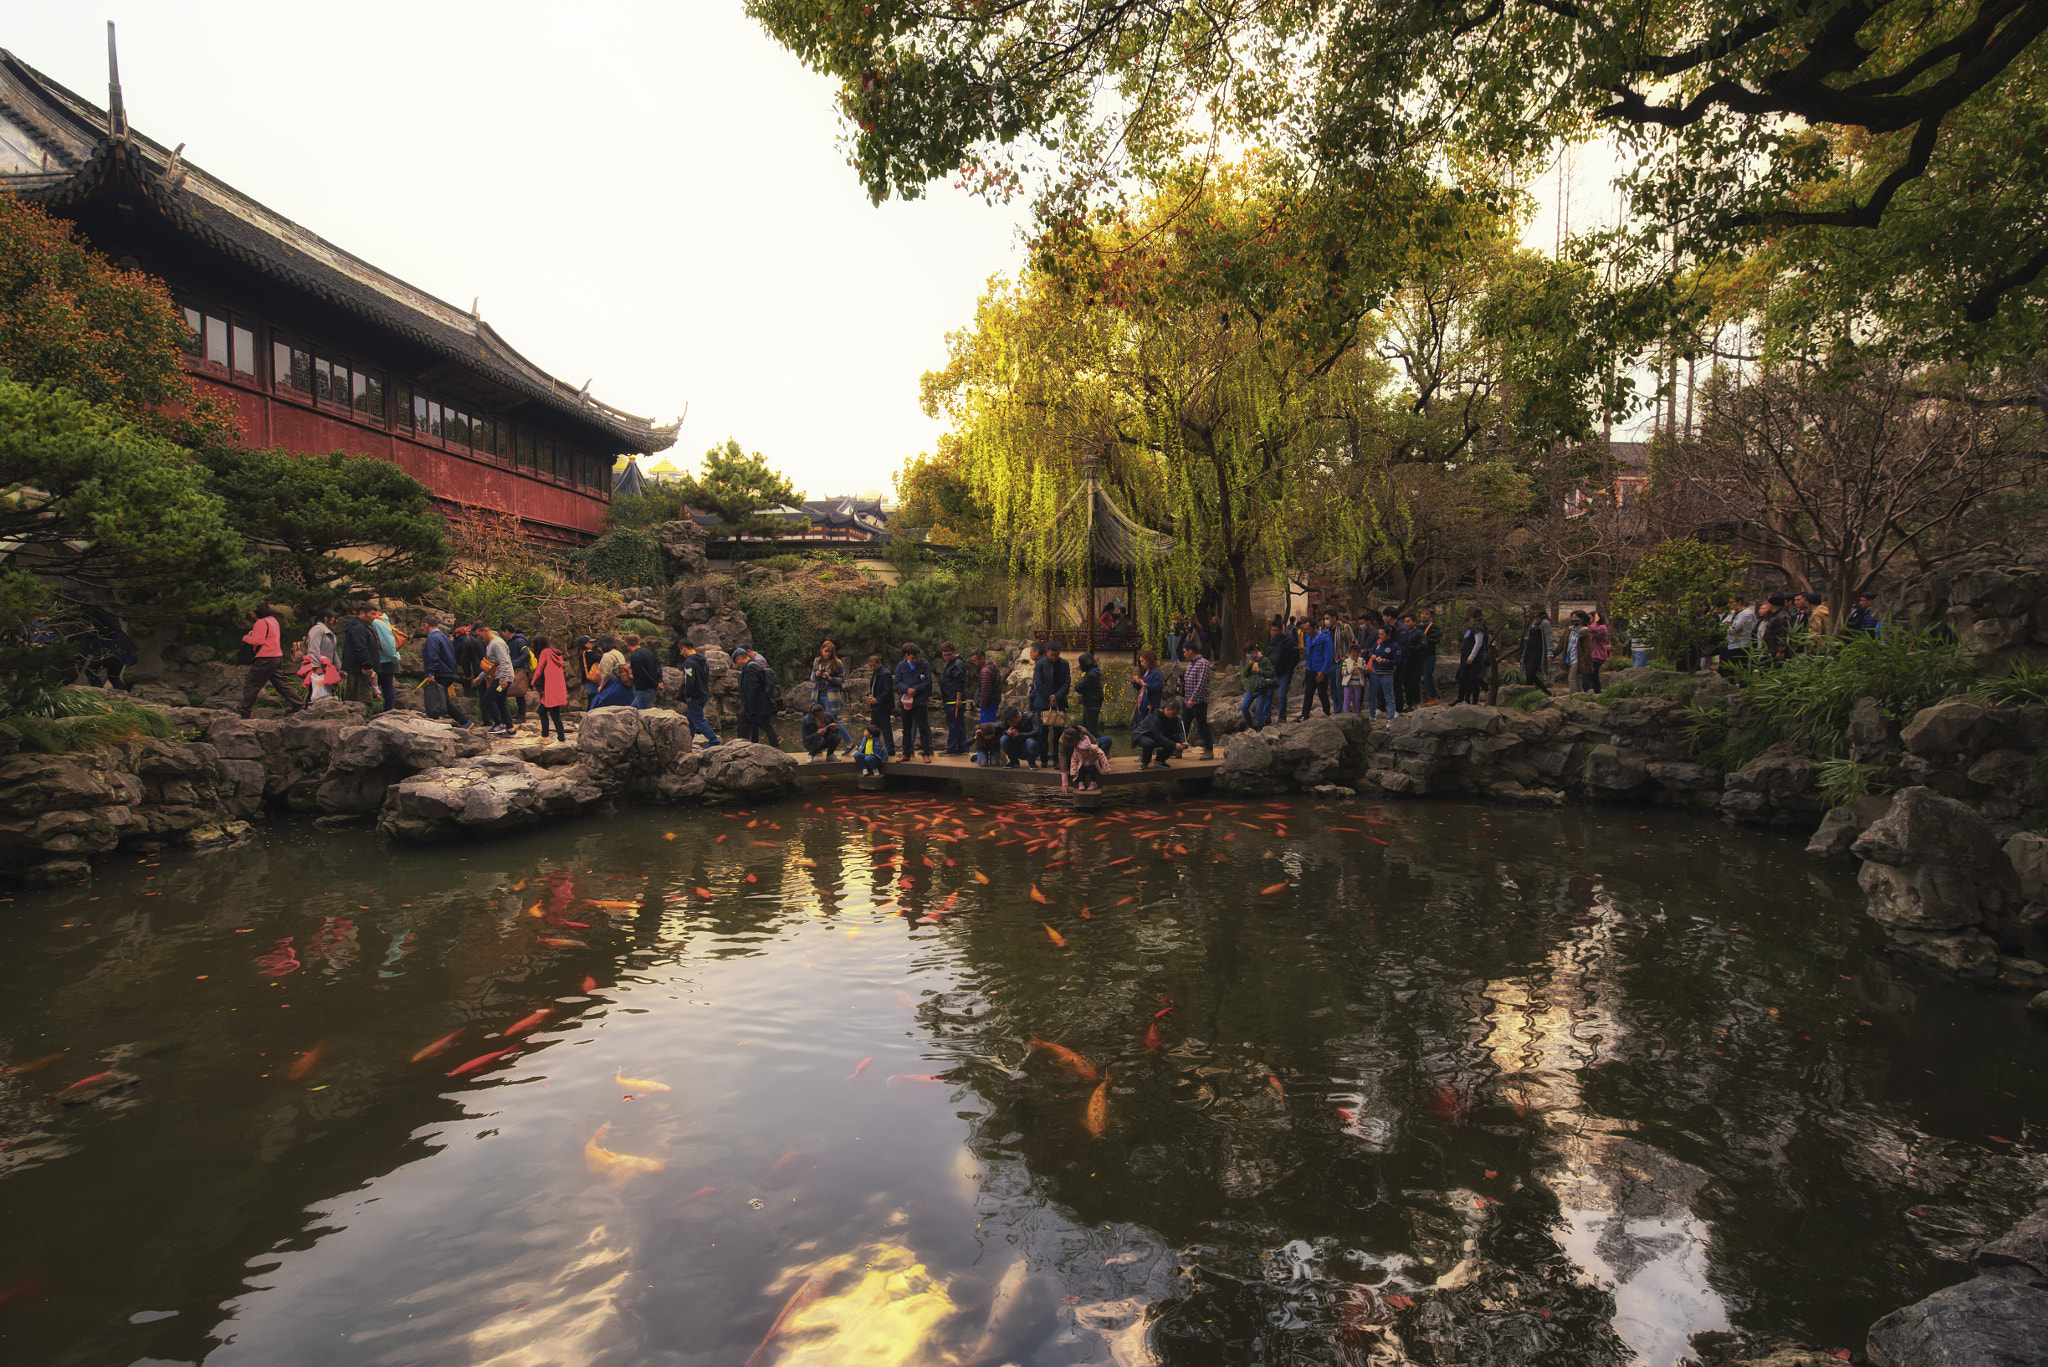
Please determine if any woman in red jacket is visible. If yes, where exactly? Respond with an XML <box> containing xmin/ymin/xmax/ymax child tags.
<box><xmin>238</xmin><ymin>602</ymin><xmax>306</xmax><ymax>719</ymax></box>
<box><xmin>531</xmin><ymin>635</ymin><xmax>570</xmax><ymax>742</ymax></box>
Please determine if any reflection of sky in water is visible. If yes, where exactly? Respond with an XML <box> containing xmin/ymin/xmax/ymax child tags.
<box><xmin>1484</xmin><ymin>883</ymin><xmax>1729</xmax><ymax>1366</ymax></box>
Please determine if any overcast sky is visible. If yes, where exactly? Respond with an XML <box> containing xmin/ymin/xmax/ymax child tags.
<box><xmin>14</xmin><ymin>2</ymin><xmax>1034</xmax><ymax>500</ymax></box>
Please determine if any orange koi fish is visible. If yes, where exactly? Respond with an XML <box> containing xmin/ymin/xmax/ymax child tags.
<box><xmin>673</xmin><ymin>1185</ymin><xmax>717</xmax><ymax>1205</ymax></box>
<box><xmin>973</xmin><ymin>871</ymin><xmax>990</xmax><ymax>884</ymax></box>
<box><xmin>1104</xmin><ymin>856</ymin><xmax>1133</xmax><ymax>867</ymax></box>
<box><xmin>1042</xmin><ymin>923</ymin><xmax>1067</xmax><ymax>947</ymax></box>
<box><xmin>54</xmin><ymin>1070</ymin><xmax>112</xmax><ymax>1099</ymax></box>
<box><xmin>664</xmin><ymin>831</ymin><xmax>677</xmax><ymax>841</ymax></box>
<box><xmin>745</xmin><ymin>1256</ymin><xmax>852</xmax><ymax>1367</ymax></box>
<box><xmin>539</xmin><ymin>937</ymin><xmax>586</xmax><ymax>948</ymax></box>
<box><xmin>0</xmin><ymin>1053</ymin><xmax>65</xmax><ymax>1077</ymax></box>
<box><xmin>1115</xmin><ymin>895</ymin><xmax>1138</xmax><ymax>907</ymax></box>
<box><xmin>745</xmin><ymin>873</ymin><xmax>759</xmax><ymax>884</ymax></box>
<box><xmin>1145</xmin><ymin>1021</ymin><xmax>1162</xmax><ymax>1053</ymax></box>
<box><xmin>1085</xmin><ymin>1072</ymin><xmax>1111</xmax><ymax>1138</ymax></box>
<box><xmin>286</xmin><ymin>1044</ymin><xmax>324</xmax><ymax>1081</ymax></box>
<box><xmin>1029</xmin><ymin>885</ymin><xmax>1048</xmax><ymax>903</ymax></box>
<box><xmin>1028</xmin><ymin>1038</ymin><xmax>1098</xmax><ymax>1082</ymax></box>
<box><xmin>411</xmin><ymin>1030</ymin><xmax>463</xmax><ymax>1063</ymax></box>
<box><xmin>887</xmin><ymin>1073</ymin><xmax>945</xmax><ymax>1084</ymax></box>
<box><xmin>1259</xmin><ymin>882</ymin><xmax>1290</xmax><ymax>895</ymax></box>
<box><xmin>587</xmin><ymin>899</ymin><xmax>640</xmax><ymax>909</ymax></box>
<box><xmin>939</xmin><ymin>891</ymin><xmax>961</xmax><ymax>913</ymax></box>
<box><xmin>525</xmin><ymin>901</ymin><xmax>544</xmax><ymax>918</ymax></box>
<box><xmin>581</xmin><ymin>975</ymin><xmax>599</xmax><ymax>993</ymax></box>
<box><xmin>446</xmin><ymin>1047</ymin><xmax>516</xmax><ymax>1078</ymax></box>
<box><xmin>762</xmin><ymin>1150</ymin><xmax>802</xmax><ymax>1187</ymax></box>
<box><xmin>1268</xmin><ymin>1075</ymin><xmax>1286</xmax><ymax>1096</ymax></box>
<box><xmin>692</xmin><ymin>887</ymin><xmax>715</xmax><ymax>899</ymax></box>
<box><xmin>584</xmin><ymin>1123</ymin><xmax>665</xmax><ymax>1184</ymax></box>
<box><xmin>615</xmin><ymin>1070</ymin><xmax>672</xmax><ymax>1093</ymax></box>
<box><xmin>849</xmin><ymin>1056</ymin><xmax>872</xmax><ymax>1080</ymax></box>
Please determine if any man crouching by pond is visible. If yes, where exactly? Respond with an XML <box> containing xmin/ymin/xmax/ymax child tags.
<box><xmin>1134</xmin><ymin>698</ymin><xmax>1188</xmax><ymax>769</ymax></box>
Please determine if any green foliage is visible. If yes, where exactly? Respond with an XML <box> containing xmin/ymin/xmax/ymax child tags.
<box><xmin>679</xmin><ymin>440</ymin><xmax>801</xmax><ymax>537</ymax></box>
<box><xmin>832</xmin><ymin>571</ymin><xmax>977</xmax><ymax>658</ymax></box>
<box><xmin>1975</xmin><ymin>659</ymin><xmax>2048</xmax><ymax>707</ymax></box>
<box><xmin>1503</xmin><ymin>687</ymin><xmax>1548</xmax><ymax>713</ymax></box>
<box><xmin>579</xmin><ymin>528</ymin><xmax>666</xmax><ymax>589</ymax></box>
<box><xmin>617</xmin><ymin>617</ymin><xmax>662</xmax><ymax>638</ymax></box>
<box><xmin>1742</xmin><ymin>625</ymin><xmax>1977</xmax><ymax>757</ymax></box>
<box><xmin>1817</xmin><ymin>757</ymin><xmax>1894</xmax><ymax>808</ymax></box>
<box><xmin>604</xmin><ymin>484</ymin><xmax>693</xmax><ymax>531</ymax></box>
<box><xmin>895</xmin><ymin>447</ymin><xmax>994</xmax><ymax>548</ymax></box>
<box><xmin>445</xmin><ymin>567</ymin><xmax>551</xmax><ymax>629</ymax></box>
<box><xmin>2</xmin><ymin>688</ymin><xmax>173</xmax><ymax>753</ymax></box>
<box><xmin>761</xmin><ymin>554</ymin><xmax>804</xmax><ymax>573</ymax></box>
<box><xmin>1609</xmin><ymin>540</ymin><xmax>1745</xmax><ymax>667</ymax></box>
<box><xmin>736</xmin><ymin>582</ymin><xmax>806</xmax><ymax>675</ymax></box>
<box><xmin>1595</xmin><ymin>677</ymin><xmax>1696</xmax><ymax>703</ymax></box>
<box><xmin>0</xmin><ymin>374</ymin><xmax>247</xmax><ymax>703</ymax></box>
<box><xmin>197</xmin><ymin>445</ymin><xmax>448</xmax><ymax>614</ymax></box>
<box><xmin>0</xmin><ymin>196</ymin><xmax>239</xmax><ymax>446</ymax></box>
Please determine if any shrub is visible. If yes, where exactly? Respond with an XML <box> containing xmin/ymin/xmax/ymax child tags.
<box><xmin>579</xmin><ymin>528</ymin><xmax>665</xmax><ymax>589</ymax></box>
<box><xmin>444</xmin><ymin>567</ymin><xmax>552</xmax><ymax>628</ymax></box>
<box><xmin>1976</xmin><ymin>659</ymin><xmax>2048</xmax><ymax>706</ymax></box>
<box><xmin>1817</xmin><ymin>757</ymin><xmax>1894</xmax><ymax>807</ymax></box>
<box><xmin>3</xmin><ymin>688</ymin><xmax>173</xmax><ymax>753</ymax></box>
<box><xmin>1609</xmin><ymin>539</ymin><xmax>1745</xmax><ymax>667</ymax></box>
<box><xmin>736</xmin><ymin>582</ymin><xmax>807</xmax><ymax>675</ymax></box>
<box><xmin>1503</xmin><ymin>687</ymin><xmax>1549</xmax><ymax>712</ymax></box>
<box><xmin>761</xmin><ymin>554</ymin><xmax>804</xmax><ymax>573</ymax></box>
<box><xmin>1742</xmin><ymin>624</ymin><xmax>1975</xmax><ymax>757</ymax></box>
<box><xmin>617</xmin><ymin>616</ymin><xmax>662</xmax><ymax>637</ymax></box>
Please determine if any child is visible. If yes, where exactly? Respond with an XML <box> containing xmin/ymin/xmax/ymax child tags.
<box><xmin>853</xmin><ymin>724</ymin><xmax>884</xmax><ymax>775</ymax></box>
<box><xmin>970</xmin><ymin>719</ymin><xmax>1004</xmax><ymax>765</ymax></box>
<box><xmin>802</xmin><ymin>705</ymin><xmax>842</xmax><ymax>761</ymax></box>
<box><xmin>1340</xmin><ymin>644</ymin><xmax>1367</xmax><ymax>714</ymax></box>
<box><xmin>1064</xmin><ymin>726</ymin><xmax>1110</xmax><ymax>791</ymax></box>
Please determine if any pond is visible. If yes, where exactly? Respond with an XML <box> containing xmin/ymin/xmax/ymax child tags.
<box><xmin>1</xmin><ymin>790</ymin><xmax>2044</xmax><ymax>1367</ymax></box>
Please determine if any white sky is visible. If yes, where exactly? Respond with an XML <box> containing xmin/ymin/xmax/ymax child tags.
<box><xmin>13</xmin><ymin>2</ymin><xmax>1035</xmax><ymax>501</ymax></box>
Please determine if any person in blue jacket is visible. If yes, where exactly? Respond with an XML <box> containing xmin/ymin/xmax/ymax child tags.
<box><xmin>1298</xmin><ymin>616</ymin><xmax>1334</xmax><ymax>719</ymax></box>
<box><xmin>1366</xmin><ymin>624</ymin><xmax>1405</xmax><ymax>720</ymax></box>
<box><xmin>1129</xmin><ymin>650</ymin><xmax>1164</xmax><ymax>724</ymax></box>
<box><xmin>893</xmin><ymin>642</ymin><xmax>936</xmax><ymax>761</ymax></box>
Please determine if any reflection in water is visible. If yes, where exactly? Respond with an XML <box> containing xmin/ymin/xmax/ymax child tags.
<box><xmin>0</xmin><ymin>798</ymin><xmax>2044</xmax><ymax>1367</ymax></box>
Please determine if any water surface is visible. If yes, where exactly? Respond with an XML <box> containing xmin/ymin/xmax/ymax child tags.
<box><xmin>1</xmin><ymin>790</ymin><xmax>2043</xmax><ymax>1366</ymax></box>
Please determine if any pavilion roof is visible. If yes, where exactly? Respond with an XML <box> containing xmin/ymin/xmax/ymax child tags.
<box><xmin>1020</xmin><ymin>458</ymin><xmax>1173</xmax><ymax>571</ymax></box>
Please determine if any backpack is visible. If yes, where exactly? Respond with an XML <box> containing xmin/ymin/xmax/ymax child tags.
<box><xmin>762</xmin><ymin>663</ymin><xmax>781</xmax><ymax>707</ymax></box>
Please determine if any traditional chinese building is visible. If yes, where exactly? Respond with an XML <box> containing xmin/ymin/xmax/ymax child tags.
<box><xmin>0</xmin><ymin>42</ymin><xmax>677</xmax><ymax>545</ymax></box>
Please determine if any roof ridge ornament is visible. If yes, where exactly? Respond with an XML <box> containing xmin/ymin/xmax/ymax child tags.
<box><xmin>105</xmin><ymin>22</ymin><xmax>127</xmax><ymax>141</ymax></box>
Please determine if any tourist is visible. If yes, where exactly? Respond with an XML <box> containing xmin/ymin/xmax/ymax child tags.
<box><xmin>296</xmin><ymin>628</ymin><xmax>339</xmax><ymax>701</ymax></box>
<box><xmin>734</xmin><ymin>647</ymin><xmax>772</xmax><ymax>740</ymax></box>
<box><xmin>1846</xmin><ymin>591</ymin><xmax>1881</xmax><ymax>636</ymax></box>
<box><xmin>1299</xmin><ymin>614</ymin><xmax>1334</xmax><ymax>719</ymax></box>
<box><xmin>1130</xmin><ymin>649</ymin><xmax>1164</xmax><ymax>723</ymax></box>
<box><xmin>1582</xmin><ymin>611</ymin><xmax>1611</xmax><ymax>693</ymax></box>
<box><xmin>1165</xmin><ymin>614</ymin><xmax>1184</xmax><ymax>667</ymax></box>
<box><xmin>1134</xmin><ymin>697</ymin><xmax>1187</xmax><ymax>769</ymax></box>
<box><xmin>1760</xmin><ymin>595</ymin><xmax>1793</xmax><ymax>664</ymax></box>
<box><xmin>1064</xmin><ymin>725</ymin><xmax>1110</xmax><ymax>791</ymax></box>
<box><xmin>1367</xmin><ymin>624</ymin><xmax>1404</xmax><ymax>720</ymax></box>
<box><xmin>305</xmin><ymin>607</ymin><xmax>341</xmax><ymax>702</ymax></box>
<box><xmin>340</xmin><ymin>603</ymin><xmax>382</xmax><ymax>709</ymax></box>
<box><xmin>853</xmin><ymin>723</ymin><xmax>885</xmax><ymax>776</ymax></box>
<box><xmin>999</xmin><ymin>706</ymin><xmax>1044</xmax><ymax>768</ymax></box>
<box><xmin>366</xmin><ymin>608</ymin><xmax>400</xmax><ymax>713</ymax></box>
<box><xmin>1048</xmin><ymin>642</ymin><xmax>1072</xmax><ymax>712</ymax></box>
<box><xmin>475</xmin><ymin>624</ymin><xmax>515</xmax><ymax>734</ymax></box>
<box><xmin>811</xmin><ymin>641</ymin><xmax>849</xmax><ymax>738</ymax></box>
<box><xmin>1456</xmin><ymin>610</ymin><xmax>1491</xmax><ymax>705</ymax></box>
<box><xmin>238</xmin><ymin>602</ymin><xmax>306</xmax><ymax>718</ymax></box>
<box><xmin>1518</xmin><ymin>607</ymin><xmax>1552</xmax><ymax>695</ymax></box>
<box><xmin>589</xmin><ymin>636</ymin><xmax>634</xmax><ymax>710</ymax></box>
<box><xmin>419</xmin><ymin>615</ymin><xmax>472</xmax><ymax>728</ymax></box>
<box><xmin>1722</xmin><ymin>595</ymin><xmax>1758</xmax><ymax>663</ymax></box>
<box><xmin>501</xmin><ymin>622</ymin><xmax>531</xmax><ymax>727</ymax></box>
<box><xmin>1395</xmin><ymin>613</ymin><xmax>1426</xmax><ymax>710</ymax></box>
<box><xmin>576</xmin><ymin>636</ymin><xmax>603</xmax><ymax>704</ymax></box>
<box><xmin>801</xmin><ymin>705</ymin><xmax>843</xmax><ymax>761</ymax></box>
<box><xmin>530</xmin><ymin>635</ymin><xmax>569</xmax><ymax>742</ymax></box>
<box><xmin>938</xmin><ymin>641</ymin><xmax>969</xmax><ymax>753</ymax></box>
<box><xmin>895</xmin><ymin>642</ymin><xmax>936</xmax><ymax>761</ymax></box>
<box><xmin>1340</xmin><ymin>642</ymin><xmax>1367</xmax><ymax>713</ymax></box>
<box><xmin>1180</xmin><ymin>642</ymin><xmax>1215</xmax><ymax>759</ymax></box>
<box><xmin>1561</xmin><ymin>612</ymin><xmax>1586</xmax><ymax>692</ymax></box>
<box><xmin>675</xmin><ymin>641</ymin><xmax>720</xmax><ymax>746</ymax></box>
<box><xmin>622</xmin><ymin>633</ymin><xmax>660</xmax><ymax>710</ymax></box>
<box><xmin>970</xmin><ymin>717</ymin><xmax>1004</xmax><ymax>765</ymax></box>
<box><xmin>78</xmin><ymin>604</ymin><xmax>134</xmax><ymax>692</ymax></box>
<box><xmin>1417</xmin><ymin>608</ymin><xmax>1442</xmax><ymax>705</ymax></box>
<box><xmin>1074</xmin><ymin>651</ymin><xmax>1104</xmax><ymax>736</ymax></box>
<box><xmin>974</xmin><ymin>648</ymin><xmax>1002</xmax><ymax>726</ymax></box>
<box><xmin>1268</xmin><ymin>620</ymin><xmax>1300</xmax><ymax>719</ymax></box>
<box><xmin>866</xmin><ymin>653</ymin><xmax>897</xmax><ymax>757</ymax></box>
<box><xmin>1802</xmin><ymin>592</ymin><xmax>1833</xmax><ymax>638</ymax></box>
<box><xmin>1239</xmin><ymin>645</ymin><xmax>1274</xmax><ymax>730</ymax></box>
<box><xmin>1029</xmin><ymin>642</ymin><xmax>1057</xmax><ymax>719</ymax></box>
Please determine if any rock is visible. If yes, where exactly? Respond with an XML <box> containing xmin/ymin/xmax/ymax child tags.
<box><xmin>1867</xmin><ymin>1261</ymin><xmax>2048</xmax><ymax>1367</ymax></box>
<box><xmin>1887</xmin><ymin>927</ymin><xmax>2002</xmax><ymax>982</ymax></box>
<box><xmin>1977</xmin><ymin>1208</ymin><xmax>2048</xmax><ymax>1277</ymax></box>
<box><xmin>2030</xmin><ymin>990</ymin><xmax>2048</xmax><ymax>1018</ymax></box>
<box><xmin>380</xmin><ymin>755</ymin><xmax>604</xmax><ymax>843</ymax></box>
<box><xmin>185</xmin><ymin>820</ymin><xmax>252</xmax><ymax>848</ymax></box>
<box><xmin>18</xmin><ymin>859</ymin><xmax>91</xmax><ymax>888</ymax></box>
<box><xmin>575</xmin><ymin>706</ymin><xmax>693</xmax><ymax>795</ymax></box>
<box><xmin>653</xmin><ymin>519</ymin><xmax>709</xmax><ymax>577</ymax></box>
<box><xmin>652</xmin><ymin>741</ymin><xmax>798</xmax><ymax>804</ymax></box>
<box><xmin>1806</xmin><ymin>795</ymin><xmax>1895</xmax><ymax>857</ymax></box>
<box><xmin>1217</xmin><ymin>714</ymin><xmax>1373</xmax><ymax>794</ymax></box>
<box><xmin>1846</xmin><ymin>696</ymin><xmax>1897</xmax><ymax>764</ymax></box>
<box><xmin>1853</xmin><ymin>787</ymin><xmax>2019</xmax><ymax>932</ymax></box>
<box><xmin>1720</xmin><ymin>748</ymin><xmax>1827</xmax><ymax>830</ymax></box>
<box><xmin>1900</xmin><ymin>696</ymin><xmax>2007</xmax><ymax>761</ymax></box>
<box><xmin>2007</xmin><ymin>833</ymin><xmax>2048</xmax><ymax>904</ymax></box>
<box><xmin>1583</xmin><ymin>743</ymin><xmax>1650</xmax><ymax>795</ymax></box>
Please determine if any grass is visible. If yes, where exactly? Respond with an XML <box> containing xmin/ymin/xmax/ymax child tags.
<box><xmin>1975</xmin><ymin>658</ymin><xmax>2048</xmax><ymax>706</ymax></box>
<box><xmin>3</xmin><ymin>689</ymin><xmax>174</xmax><ymax>754</ymax></box>
<box><xmin>1596</xmin><ymin>677</ymin><xmax>1696</xmax><ymax>703</ymax></box>
<box><xmin>1816</xmin><ymin>756</ymin><xmax>1893</xmax><ymax>807</ymax></box>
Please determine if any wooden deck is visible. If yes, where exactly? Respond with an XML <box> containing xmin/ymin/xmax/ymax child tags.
<box><xmin>794</xmin><ymin>751</ymin><xmax>1223</xmax><ymax>798</ymax></box>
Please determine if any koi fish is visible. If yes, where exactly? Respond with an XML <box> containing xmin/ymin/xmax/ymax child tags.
<box><xmin>745</xmin><ymin>1256</ymin><xmax>852</xmax><ymax>1367</ymax></box>
<box><xmin>0</xmin><ymin>1275</ymin><xmax>48</xmax><ymax>1308</ymax></box>
<box><xmin>1028</xmin><ymin>1038</ymin><xmax>1098</xmax><ymax>1082</ymax></box>
<box><xmin>1145</xmin><ymin>1021</ymin><xmax>1162</xmax><ymax>1053</ymax></box>
<box><xmin>446</xmin><ymin>1047</ymin><xmax>516</xmax><ymax>1078</ymax></box>
<box><xmin>616</xmin><ymin>1071</ymin><xmax>672</xmax><ymax>1093</ymax></box>
<box><xmin>968</xmin><ymin>1260</ymin><xmax>1029</xmax><ymax>1366</ymax></box>
<box><xmin>504</xmin><ymin>1008</ymin><xmax>554</xmax><ymax>1037</ymax></box>
<box><xmin>0</xmin><ymin>1053</ymin><xmax>65</xmax><ymax>1077</ymax></box>
<box><xmin>1104</xmin><ymin>856</ymin><xmax>1133</xmax><ymax>867</ymax></box>
<box><xmin>796</xmin><ymin>857</ymin><xmax>818</xmax><ymax>868</ymax></box>
<box><xmin>511</xmin><ymin>879</ymin><xmax>528</xmax><ymax>891</ymax></box>
<box><xmin>664</xmin><ymin>831</ymin><xmax>677</xmax><ymax>841</ymax></box>
<box><xmin>1115</xmin><ymin>895</ymin><xmax>1138</xmax><ymax>906</ymax></box>
<box><xmin>580</xmin><ymin>975</ymin><xmax>599</xmax><ymax>993</ymax></box>
<box><xmin>1260</xmin><ymin>882</ymin><xmax>1289</xmax><ymax>895</ymax></box>
<box><xmin>761</xmin><ymin>1150</ymin><xmax>802</xmax><ymax>1188</ymax></box>
<box><xmin>525</xmin><ymin>901</ymin><xmax>544</xmax><ymax>918</ymax></box>
<box><xmin>55</xmin><ymin>1070</ymin><xmax>113</xmax><ymax>1100</ymax></box>
<box><xmin>849</xmin><ymin>1056</ymin><xmax>872</xmax><ymax>1080</ymax></box>
<box><xmin>973</xmin><ymin>871</ymin><xmax>990</xmax><ymax>884</ymax></box>
<box><xmin>587</xmin><ymin>900</ymin><xmax>640</xmax><ymax>910</ymax></box>
<box><xmin>716</xmin><ymin>834</ymin><xmax>728</xmax><ymax>843</ymax></box>
<box><xmin>411</xmin><ymin>1030</ymin><xmax>463</xmax><ymax>1063</ymax></box>
<box><xmin>584</xmin><ymin>1123</ymin><xmax>665</xmax><ymax>1184</ymax></box>
<box><xmin>538</xmin><ymin>937</ymin><xmax>586</xmax><ymax>948</ymax></box>
<box><xmin>673</xmin><ymin>1185</ymin><xmax>716</xmax><ymax>1205</ymax></box>
<box><xmin>1079</xmin><ymin>906</ymin><xmax>1093</xmax><ymax>919</ymax></box>
<box><xmin>1085</xmin><ymin>1071</ymin><xmax>1111</xmax><ymax>1138</ymax></box>
<box><xmin>692</xmin><ymin>888</ymin><xmax>715</xmax><ymax>899</ymax></box>
<box><xmin>887</xmin><ymin>1074</ymin><xmax>945</xmax><ymax>1084</ymax></box>
<box><xmin>286</xmin><ymin>1044</ymin><xmax>324</xmax><ymax>1081</ymax></box>
<box><xmin>939</xmin><ymin>891</ymin><xmax>961</xmax><ymax>913</ymax></box>
<box><xmin>1029</xmin><ymin>885</ymin><xmax>1048</xmax><ymax>904</ymax></box>
<box><xmin>1153</xmin><ymin>1005</ymin><xmax>1176</xmax><ymax>1018</ymax></box>
<box><xmin>1268</xmin><ymin>1075</ymin><xmax>1286</xmax><ymax>1096</ymax></box>
<box><xmin>1043</xmin><ymin>923</ymin><xmax>1067</xmax><ymax>947</ymax></box>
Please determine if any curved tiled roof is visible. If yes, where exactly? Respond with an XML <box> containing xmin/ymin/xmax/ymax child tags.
<box><xmin>0</xmin><ymin>50</ymin><xmax>678</xmax><ymax>455</ymax></box>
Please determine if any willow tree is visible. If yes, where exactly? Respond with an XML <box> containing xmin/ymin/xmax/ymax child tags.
<box><xmin>924</xmin><ymin>159</ymin><xmax>1495</xmax><ymax>654</ymax></box>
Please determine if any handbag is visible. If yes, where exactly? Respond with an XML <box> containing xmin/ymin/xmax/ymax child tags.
<box><xmin>237</xmin><ymin>642</ymin><xmax>256</xmax><ymax>666</ymax></box>
<box><xmin>507</xmin><ymin>671</ymin><xmax>530</xmax><ymax>700</ymax></box>
<box><xmin>1041</xmin><ymin>708</ymin><xmax>1071</xmax><ymax>730</ymax></box>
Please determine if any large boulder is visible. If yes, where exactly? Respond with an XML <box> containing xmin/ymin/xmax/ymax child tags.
<box><xmin>575</xmin><ymin>705</ymin><xmax>694</xmax><ymax>796</ymax></box>
<box><xmin>652</xmin><ymin>741</ymin><xmax>799</xmax><ymax>804</ymax></box>
<box><xmin>1900</xmin><ymin>697</ymin><xmax>2009</xmax><ymax>763</ymax></box>
<box><xmin>379</xmin><ymin>754</ymin><xmax>603</xmax><ymax>843</ymax></box>
<box><xmin>1805</xmin><ymin>795</ymin><xmax>1894</xmax><ymax>857</ymax></box>
<box><xmin>665</xmin><ymin>573</ymin><xmax>749</xmax><ymax>653</ymax></box>
<box><xmin>1217</xmin><ymin>713</ymin><xmax>1373</xmax><ymax>794</ymax></box>
<box><xmin>653</xmin><ymin>519</ymin><xmax>709</xmax><ymax>578</ymax></box>
<box><xmin>1867</xmin><ymin>1202</ymin><xmax>2048</xmax><ymax>1367</ymax></box>
<box><xmin>1720</xmin><ymin>747</ymin><xmax>1826</xmax><ymax>830</ymax></box>
<box><xmin>1853</xmin><ymin>786</ymin><xmax>2018</xmax><ymax>930</ymax></box>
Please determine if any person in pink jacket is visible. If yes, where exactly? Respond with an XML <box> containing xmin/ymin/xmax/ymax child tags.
<box><xmin>239</xmin><ymin>602</ymin><xmax>306</xmax><ymax>719</ymax></box>
<box><xmin>531</xmin><ymin>635</ymin><xmax>570</xmax><ymax>742</ymax></box>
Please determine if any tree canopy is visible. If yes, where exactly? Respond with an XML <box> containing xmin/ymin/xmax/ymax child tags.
<box><xmin>197</xmin><ymin>446</ymin><xmax>451</xmax><ymax>615</ymax></box>
<box><xmin>679</xmin><ymin>440</ymin><xmax>802</xmax><ymax>537</ymax></box>
<box><xmin>0</xmin><ymin>196</ymin><xmax>239</xmax><ymax>447</ymax></box>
